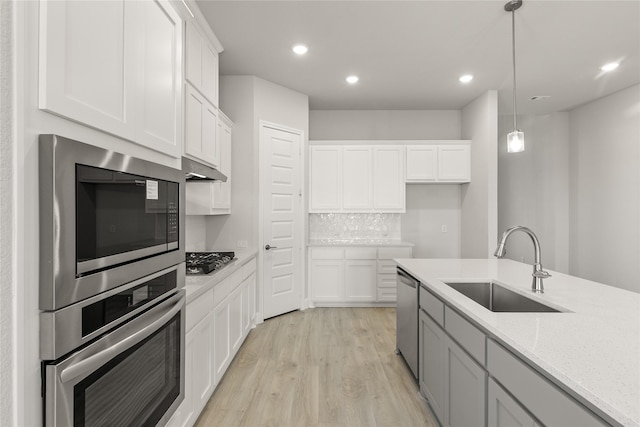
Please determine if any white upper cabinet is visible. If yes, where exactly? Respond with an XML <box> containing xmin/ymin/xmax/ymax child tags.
<box><xmin>309</xmin><ymin>146</ymin><xmax>342</xmax><ymax>212</ymax></box>
<box><xmin>184</xmin><ymin>83</ymin><xmax>219</xmax><ymax>168</ymax></box>
<box><xmin>185</xmin><ymin>113</ymin><xmax>232</xmax><ymax>216</ymax></box>
<box><xmin>342</xmin><ymin>147</ymin><xmax>372</xmax><ymax>211</ymax></box>
<box><xmin>405</xmin><ymin>142</ymin><xmax>471</xmax><ymax>183</ymax></box>
<box><xmin>39</xmin><ymin>0</ymin><xmax>183</xmax><ymax>158</ymax></box>
<box><xmin>309</xmin><ymin>143</ymin><xmax>405</xmax><ymax>213</ymax></box>
<box><xmin>438</xmin><ymin>145</ymin><xmax>471</xmax><ymax>182</ymax></box>
<box><xmin>185</xmin><ymin>19</ymin><xmax>219</xmax><ymax>107</ymax></box>
<box><xmin>133</xmin><ymin>0</ymin><xmax>183</xmax><ymax>155</ymax></box>
<box><xmin>406</xmin><ymin>146</ymin><xmax>438</xmax><ymax>182</ymax></box>
<box><xmin>373</xmin><ymin>146</ymin><xmax>405</xmax><ymax>211</ymax></box>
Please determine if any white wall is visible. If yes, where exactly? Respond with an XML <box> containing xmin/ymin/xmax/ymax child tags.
<box><xmin>497</xmin><ymin>112</ymin><xmax>570</xmax><ymax>272</ymax></box>
<box><xmin>460</xmin><ymin>91</ymin><xmax>499</xmax><ymax>258</ymax></box>
<box><xmin>569</xmin><ymin>85</ymin><xmax>640</xmax><ymax>292</ymax></box>
<box><xmin>309</xmin><ymin>109</ymin><xmax>462</xmax><ymax>258</ymax></box>
<box><xmin>204</xmin><ymin>76</ymin><xmax>309</xmax><ymax>251</ymax></box>
<box><xmin>0</xmin><ymin>1</ymin><xmax>15</xmax><ymax>425</ymax></box>
<box><xmin>310</xmin><ymin>110</ymin><xmax>461</xmax><ymax>140</ymax></box>
<box><xmin>497</xmin><ymin>84</ymin><xmax>639</xmax><ymax>293</ymax></box>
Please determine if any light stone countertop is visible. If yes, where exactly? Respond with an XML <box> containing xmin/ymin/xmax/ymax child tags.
<box><xmin>308</xmin><ymin>239</ymin><xmax>414</xmax><ymax>247</ymax></box>
<box><xmin>184</xmin><ymin>250</ymin><xmax>258</xmax><ymax>303</ymax></box>
<box><xmin>395</xmin><ymin>258</ymin><xmax>640</xmax><ymax>427</ymax></box>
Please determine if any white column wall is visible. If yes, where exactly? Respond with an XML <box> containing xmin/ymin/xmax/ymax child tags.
<box><xmin>460</xmin><ymin>91</ymin><xmax>499</xmax><ymax>258</ymax></box>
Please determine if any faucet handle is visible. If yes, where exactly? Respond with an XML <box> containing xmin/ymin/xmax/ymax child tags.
<box><xmin>533</xmin><ymin>270</ymin><xmax>551</xmax><ymax>279</ymax></box>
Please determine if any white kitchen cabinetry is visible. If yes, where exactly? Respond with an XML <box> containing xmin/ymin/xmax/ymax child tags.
<box><xmin>343</xmin><ymin>147</ymin><xmax>373</xmax><ymax>211</ymax></box>
<box><xmin>377</xmin><ymin>247</ymin><xmax>413</xmax><ymax>302</ymax></box>
<box><xmin>309</xmin><ymin>146</ymin><xmax>342</xmax><ymax>211</ymax></box>
<box><xmin>185</xmin><ymin>19</ymin><xmax>219</xmax><ymax>107</ymax></box>
<box><xmin>171</xmin><ymin>289</ymin><xmax>215</xmax><ymax>427</ymax></box>
<box><xmin>39</xmin><ymin>0</ymin><xmax>183</xmax><ymax>158</ymax></box>
<box><xmin>405</xmin><ymin>142</ymin><xmax>471</xmax><ymax>183</ymax></box>
<box><xmin>169</xmin><ymin>256</ymin><xmax>256</xmax><ymax>427</ymax></box>
<box><xmin>344</xmin><ymin>248</ymin><xmax>378</xmax><ymax>302</ymax></box>
<box><xmin>184</xmin><ymin>83</ymin><xmax>219</xmax><ymax>167</ymax></box>
<box><xmin>373</xmin><ymin>146</ymin><xmax>405</xmax><ymax>211</ymax></box>
<box><xmin>309</xmin><ymin>246</ymin><xmax>412</xmax><ymax>305</ymax></box>
<box><xmin>309</xmin><ymin>143</ymin><xmax>405</xmax><ymax>213</ymax></box>
<box><xmin>185</xmin><ymin>114</ymin><xmax>232</xmax><ymax>215</ymax></box>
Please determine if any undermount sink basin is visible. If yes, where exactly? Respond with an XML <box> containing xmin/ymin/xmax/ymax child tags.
<box><xmin>444</xmin><ymin>282</ymin><xmax>560</xmax><ymax>313</ymax></box>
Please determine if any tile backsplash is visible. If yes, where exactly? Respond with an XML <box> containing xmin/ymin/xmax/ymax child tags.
<box><xmin>309</xmin><ymin>213</ymin><xmax>401</xmax><ymax>241</ymax></box>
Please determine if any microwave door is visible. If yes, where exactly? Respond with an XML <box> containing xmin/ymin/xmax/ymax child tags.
<box><xmin>76</xmin><ymin>166</ymin><xmax>175</xmax><ymax>275</ymax></box>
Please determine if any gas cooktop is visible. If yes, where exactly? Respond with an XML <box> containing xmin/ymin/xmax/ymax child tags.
<box><xmin>186</xmin><ymin>251</ymin><xmax>235</xmax><ymax>275</ymax></box>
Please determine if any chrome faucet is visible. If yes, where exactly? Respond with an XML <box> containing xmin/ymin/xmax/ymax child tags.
<box><xmin>494</xmin><ymin>226</ymin><xmax>551</xmax><ymax>293</ymax></box>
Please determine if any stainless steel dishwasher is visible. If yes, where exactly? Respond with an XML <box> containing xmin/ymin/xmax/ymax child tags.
<box><xmin>396</xmin><ymin>267</ymin><xmax>419</xmax><ymax>380</ymax></box>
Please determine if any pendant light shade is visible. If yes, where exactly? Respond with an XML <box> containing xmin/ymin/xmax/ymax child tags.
<box><xmin>505</xmin><ymin>0</ymin><xmax>524</xmax><ymax>153</ymax></box>
<box><xmin>507</xmin><ymin>130</ymin><xmax>525</xmax><ymax>153</ymax></box>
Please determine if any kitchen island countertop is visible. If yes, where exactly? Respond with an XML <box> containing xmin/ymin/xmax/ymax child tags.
<box><xmin>395</xmin><ymin>258</ymin><xmax>640</xmax><ymax>427</ymax></box>
<box><xmin>308</xmin><ymin>239</ymin><xmax>414</xmax><ymax>247</ymax></box>
<box><xmin>185</xmin><ymin>250</ymin><xmax>258</xmax><ymax>303</ymax></box>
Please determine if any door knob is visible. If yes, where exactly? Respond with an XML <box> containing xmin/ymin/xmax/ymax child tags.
<box><xmin>265</xmin><ymin>244</ymin><xmax>278</xmax><ymax>251</ymax></box>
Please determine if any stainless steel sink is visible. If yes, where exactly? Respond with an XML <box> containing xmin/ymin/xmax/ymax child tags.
<box><xmin>444</xmin><ymin>282</ymin><xmax>560</xmax><ymax>313</ymax></box>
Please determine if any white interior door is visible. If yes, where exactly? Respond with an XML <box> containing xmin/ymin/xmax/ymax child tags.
<box><xmin>260</xmin><ymin>123</ymin><xmax>303</xmax><ymax>319</ymax></box>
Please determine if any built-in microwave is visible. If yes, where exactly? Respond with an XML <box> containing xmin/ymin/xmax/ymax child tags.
<box><xmin>39</xmin><ymin>135</ymin><xmax>185</xmax><ymax>310</ymax></box>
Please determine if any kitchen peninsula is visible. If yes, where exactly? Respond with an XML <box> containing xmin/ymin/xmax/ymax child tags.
<box><xmin>396</xmin><ymin>258</ymin><xmax>640</xmax><ymax>427</ymax></box>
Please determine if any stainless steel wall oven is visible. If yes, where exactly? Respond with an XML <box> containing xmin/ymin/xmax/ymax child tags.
<box><xmin>39</xmin><ymin>135</ymin><xmax>186</xmax><ymax>426</ymax></box>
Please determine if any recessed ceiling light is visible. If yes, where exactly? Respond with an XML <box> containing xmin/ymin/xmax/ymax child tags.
<box><xmin>459</xmin><ymin>74</ymin><xmax>474</xmax><ymax>83</ymax></box>
<box><xmin>292</xmin><ymin>44</ymin><xmax>308</xmax><ymax>55</ymax></box>
<box><xmin>346</xmin><ymin>75</ymin><xmax>359</xmax><ymax>84</ymax></box>
<box><xmin>600</xmin><ymin>62</ymin><xmax>619</xmax><ymax>72</ymax></box>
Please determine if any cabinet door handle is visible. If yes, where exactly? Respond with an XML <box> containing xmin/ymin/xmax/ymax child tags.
<box><xmin>265</xmin><ymin>244</ymin><xmax>278</xmax><ymax>251</ymax></box>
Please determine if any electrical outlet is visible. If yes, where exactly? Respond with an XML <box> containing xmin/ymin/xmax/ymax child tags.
<box><xmin>237</xmin><ymin>240</ymin><xmax>248</xmax><ymax>248</ymax></box>
<box><xmin>441</xmin><ymin>225</ymin><xmax>448</xmax><ymax>233</ymax></box>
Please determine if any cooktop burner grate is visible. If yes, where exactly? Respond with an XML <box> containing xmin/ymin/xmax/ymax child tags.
<box><xmin>185</xmin><ymin>251</ymin><xmax>235</xmax><ymax>275</ymax></box>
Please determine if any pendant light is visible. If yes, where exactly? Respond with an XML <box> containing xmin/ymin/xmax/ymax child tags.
<box><xmin>505</xmin><ymin>0</ymin><xmax>524</xmax><ymax>153</ymax></box>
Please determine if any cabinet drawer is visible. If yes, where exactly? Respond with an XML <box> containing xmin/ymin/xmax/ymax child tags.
<box><xmin>488</xmin><ymin>340</ymin><xmax>606</xmax><ymax>427</ymax></box>
<box><xmin>420</xmin><ymin>286</ymin><xmax>444</xmax><ymax>326</ymax></box>
<box><xmin>377</xmin><ymin>274</ymin><xmax>397</xmax><ymax>288</ymax></box>
<box><xmin>377</xmin><ymin>287</ymin><xmax>396</xmax><ymax>302</ymax></box>
<box><xmin>310</xmin><ymin>247</ymin><xmax>344</xmax><ymax>260</ymax></box>
<box><xmin>213</xmin><ymin>269</ymin><xmax>243</xmax><ymax>306</ymax></box>
<box><xmin>378</xmin><ymin>260</ymin><xmax>398</xmax><ymax>274</ymax></box>
<box><xmin>186</xmin><ymin>289</ymin><xmax>213</xmax><ymax>333</ymax></box>
<box><xmin>377</xmin><ymin>247</ymin><xmax>413</xmax><ymax>260</ymax></box>
<box><xmin>444</xmin><ymin>306</ymin><xmax>486</xmax><ymax>366</ymax></box>
<box><xmin>345</xmin><ymin>247</ymin><xmax>377</xmax><ymax>259</ymax></box>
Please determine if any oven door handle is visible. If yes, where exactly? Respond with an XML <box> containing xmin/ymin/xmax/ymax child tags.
<box><xmin>60</xmin><ymin>293</ymin><xmax>184</xmax><ymax>384</ymax></box>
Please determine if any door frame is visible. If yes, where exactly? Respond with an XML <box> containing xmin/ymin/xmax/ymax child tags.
<box><xmin>257</xmin><ymin>120</ymin><xmax>306</xmax><ymax>322</ymax></box>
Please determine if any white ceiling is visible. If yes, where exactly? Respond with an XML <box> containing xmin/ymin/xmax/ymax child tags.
<box><xmin>197</xmin><ymin>0</ymin><xmax>640</xmax><ymax>114</ymax></box>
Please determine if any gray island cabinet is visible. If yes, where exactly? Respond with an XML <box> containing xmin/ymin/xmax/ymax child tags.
<box><xmin>398</xmin><ymin>258</ymin><xmax>639</xmax><ymax>427</ymax></box>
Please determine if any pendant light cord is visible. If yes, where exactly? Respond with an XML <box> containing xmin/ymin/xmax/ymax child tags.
<box><xmin>511</xmin><ymin>5</ymin><xmax>518</xmax><ymax>131</ymax></box>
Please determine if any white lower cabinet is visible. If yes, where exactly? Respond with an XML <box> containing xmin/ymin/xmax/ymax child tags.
<box><xmin>344</xmin><ymin>260</ymin><xmax>377</xmax><ymax>302</ymax></box>
<box><xmin>212</xmin><ymin>298</ymin><xmax>231</xmax><ymax>382</ymax></box>
<box><xmin>169</xmin><ymin>256</ymin><xmax>257</xmax><ymax>427</ymax></box>
<box><xmin>309</xmin><ymin>246</ymin><xmax>412</xmax><ymax>305</ymax></box>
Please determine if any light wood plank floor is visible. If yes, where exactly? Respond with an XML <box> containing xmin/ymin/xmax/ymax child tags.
<box><xmin>194</xmin><ymin>307</ymin><xmax>437</xmax><ymax>427</ymax></box>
